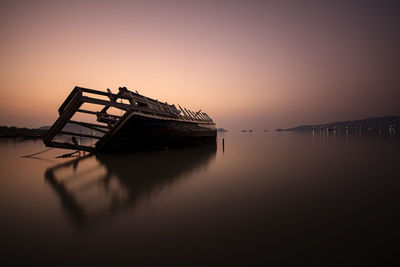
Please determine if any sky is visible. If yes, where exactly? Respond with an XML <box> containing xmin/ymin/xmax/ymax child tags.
<box><xmin>1</xmin><ymin>0</ymin><xmax>399</xmax><ymax>130</ymax></box>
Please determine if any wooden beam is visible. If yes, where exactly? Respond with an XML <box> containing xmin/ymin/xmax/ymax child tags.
<box><xmin>68</xmin><ymin>120</ymin><xmax>110</xmax><ymax>129</ymax></box>
<box><xmin>196</xmin><ymin>112</ymin><xmax>205</xmax><ymax>121</ymax></box>
<box><xmin>59</xmin><ymin>131</ymin><xmax>102</xmax><ymax>139</ymax></box>
<box><xmin>178</xmin><ymin>105</ymin><xmax>189</xmax><ymax>119</ymax></box>
<box><xmin>156</xmin><ymin>100</ymin><xmax>163</xmax><ymax>111</ymax></box>
<box><xmin>184</xmin><ymin>108</ymin><xmax>195</xmax><ymax>120</ymax></box>
<box><xmin>187</xmin><ymin>110</ymin><xmax>197</xmax><ymax>120</ymax></box>
<box><xmin>67</xmin><ymin>121</ymin><xmax>109</xmax><ymax>134</ymax></box>
<box><xmin>58</xmin><ymin>87</ymin><xmax>82</xmax><ymax>115</ymax></box>
<box><xmin>76</xmin><ymin>109</ymin><xmax>98</xmax><ymax>115</ymax></box>
<box><xmin>107</xmin><ymin>88</ymin><xmax>117</xmax><ymax>101</ymax></box>
<box><xmin>166</xmin><ymin>102</ymin><xmax>173</xmax><ymax>113</ymax></box>
<box><xmin>144</xmin><ymin>97</ymin><xmax>151</xmax><ymax>109</ymax></box>
<box><xmin>189</xmin><ymin>110</ymin><xmax>200</xmax><ymax>121</ymax></box>
<box><xmin>127</xmin><ymin>91</ymin><xmax>135</xmax><ymax>105</ymax></box>
<box><xmin>207</xmin><ymin>116</ymin><xmax>212</xmax><ymax>122</ymax></box>
<box><xmin>44</xmin><ymin>93</ymin><xmax>83</xmax><ymax>144</ymax></box>
<box><xmin>81</xmin><ymin>96</ymin><xmax>171</xmax><ymax>117</ymax></box>
<box><xmin>47</xmin><ymin>141</ymin><xmax>95</xmax><ymax>152</ymax></box>
<box><xmin>79</xmin><ymin>86</ymin><xmax>113</xmax><ymax>97</ymax></box>
<box><xmin>199</xmin><ymin>112</ymin><xmax>207</xmax><ymax>121</ymax></box>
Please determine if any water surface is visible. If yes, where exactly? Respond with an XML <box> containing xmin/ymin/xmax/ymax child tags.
<box><xmin>1</xmin><ymin>132</ymin><xmax>399</xmax><ymax>266</ymax></box>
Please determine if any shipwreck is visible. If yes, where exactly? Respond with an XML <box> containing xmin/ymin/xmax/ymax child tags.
<box><xmin>43</xmin><ymin>86</ymin><xmax>217</xmax><ymax>152</ymax></box>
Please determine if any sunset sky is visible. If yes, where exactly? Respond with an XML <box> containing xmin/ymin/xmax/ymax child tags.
<box><xmin>1</xmin><ymin>0</ymin><xmax>399</xmax><ymax>130</ymax></box>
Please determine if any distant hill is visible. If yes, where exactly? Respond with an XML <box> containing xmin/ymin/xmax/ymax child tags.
<box><xmin>0</xmin><ymin>126</ymin><xmax>47</xmax><ymax>138</ymax></box>
<box><xmin>282</xmin><ymin>116</ymin><xmax>400</xmax><ymax>133</ymax></box>
<box><xmin>217</xmin><ymin>128</ymin><xmax>228</xmax><ymax>132</ymax></box>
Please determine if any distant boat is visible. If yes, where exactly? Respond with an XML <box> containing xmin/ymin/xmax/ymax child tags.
<box><xmin>264</xmin><ymin>130</ymin><xmax>269</xmax><ymax>132</ymax></box>
<box><xmin>249</xmin><ymin>130</ymin><xmax>253</xmax><ymax>132</ymax></box>
<box><xmin>241</xmin><ymin>130</ymin><xmax>248</xmax><ymax>132</ymax></box>
<box><xmin>43</xmin><ymin>86</ymin><xmax>217</xmax><ymax>152</ymax></box>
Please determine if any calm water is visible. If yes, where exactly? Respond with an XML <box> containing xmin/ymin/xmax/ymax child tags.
<box><xmin>1</xmin><ymin>132</ymin><xmax>399</xmax><ymax>266</ymax></box>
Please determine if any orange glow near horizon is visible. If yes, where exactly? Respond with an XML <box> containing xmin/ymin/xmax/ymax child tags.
<box><xmin>1</xmin><ymin>1</ymin><xmax>399</xmax><ymax>130</ymax></box>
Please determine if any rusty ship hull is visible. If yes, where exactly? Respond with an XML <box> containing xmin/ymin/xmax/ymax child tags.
<box><xmin>43</xmin><ymin>86</ymin><xmax>217</xmax><ymax>152</ymax></box>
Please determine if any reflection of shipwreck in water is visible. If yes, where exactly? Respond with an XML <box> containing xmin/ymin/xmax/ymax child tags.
<box><xmin>44</xmin><ymin>144</ymin><xmax>216</xmax><ymax>227</ymax></box>
<box><xmin>43</xmin><ymin>86</ymin><xmax>216</xmax><ymax>152</ymax></box>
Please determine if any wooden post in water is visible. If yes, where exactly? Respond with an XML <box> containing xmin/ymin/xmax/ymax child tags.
<box><xmin>222</xmin><ymin>138</ymin><xmax>225</xmax><ymax>153</ymax></box>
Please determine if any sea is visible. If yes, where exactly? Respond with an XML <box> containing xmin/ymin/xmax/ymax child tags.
<box><xmin>1</xmin><ymin>131</ymin><xmax>399</xmax><ymax>266</ymax></box>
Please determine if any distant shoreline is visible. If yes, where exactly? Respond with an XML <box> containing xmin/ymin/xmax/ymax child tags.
<box><xmin>0</xmin><ymin>126</ymin><xmax>47</xmax><ymax>139</ymax></box>
<box><xmin>276</xmin><ymin>116</ymin><xmax>400</xmax><ymax>134</ymax></box>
